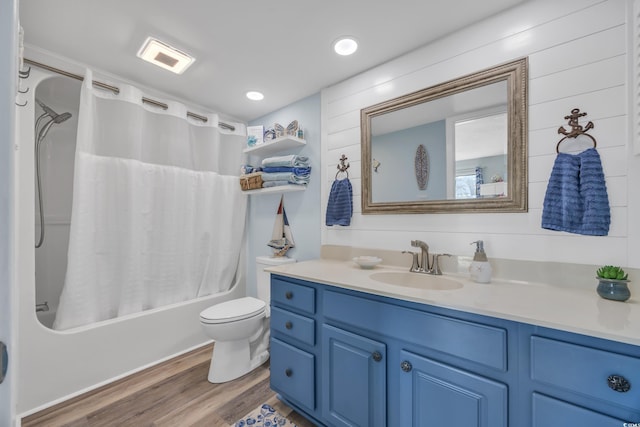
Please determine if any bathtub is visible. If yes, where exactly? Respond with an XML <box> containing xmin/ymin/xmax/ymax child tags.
<box><xmin>15</xmin><ymin>65</ymin><xmax>246</xmax><ymax>416</ymax></box>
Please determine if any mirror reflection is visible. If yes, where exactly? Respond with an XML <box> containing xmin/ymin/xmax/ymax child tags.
<box><xmin>361</xmin><ymin>58</ymin><xmax>527</xmax><ymax>214</ymax></box>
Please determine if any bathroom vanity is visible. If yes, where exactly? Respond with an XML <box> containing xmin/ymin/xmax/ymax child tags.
<box><xmin>268</xmin><ymin>259</ymin><xmax>640</xmax><ymax>427</ymax></box>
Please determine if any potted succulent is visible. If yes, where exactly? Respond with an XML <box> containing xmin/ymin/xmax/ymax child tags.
<box><xmin>596</xmin><ymin>265</ymin><xmax>631</xmax><ymax>302</ymax></box>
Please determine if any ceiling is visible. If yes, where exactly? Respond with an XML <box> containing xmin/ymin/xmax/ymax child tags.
<box><xmin>19</xmin><ymin>0</ymin><xmax>527</xmax><ymax>122</ymax></box>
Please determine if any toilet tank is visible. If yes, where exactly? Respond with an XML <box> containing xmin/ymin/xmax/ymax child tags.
<box><xmin>256</xmin><ymin>256</ymin><xmax>296</xmax><ymax>304</ymax></box>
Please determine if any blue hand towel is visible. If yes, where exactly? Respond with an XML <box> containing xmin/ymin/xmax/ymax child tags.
<box><xmin>326</xmin><ymin>178</ymin><xmax>353</xmax><ymax>226</ymax></box>
<box><xmin>541</xmin><ymin>148</ymin><xmax>610</xmax><ymax>236</ymax></box>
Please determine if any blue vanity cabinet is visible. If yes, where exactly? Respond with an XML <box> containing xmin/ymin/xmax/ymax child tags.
<box><xmin>269</xmin><ymin>274</ymin><xmax>640</xmax><ymax>427</ymax></box>
<box><xmin>321</xmin><ymin>324</ymin><xmax>386</xmax><ymax>427</ymax></box>
<box><xmin>323</xmin><ymin>287</ymin><xmax>511</xmax><ymax>427</ymax></box>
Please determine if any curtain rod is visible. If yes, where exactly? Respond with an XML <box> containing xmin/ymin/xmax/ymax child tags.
<box><xmin>23</xmin><ymin>58</ymin><xmax>236</xmax><ymax>131</ymax></box>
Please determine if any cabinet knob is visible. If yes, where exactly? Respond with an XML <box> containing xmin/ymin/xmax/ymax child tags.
<box><xmin>285</xmin><ymin>368</ymin><xmax>293</xmax><ymax>377</ymax></box>
<box><xmin>607</xmin><ymin>375</ymin><xmax>631</xmax><ymax>393</ymax></box>
<box><xmin>285</xmin><ymin>291</ymin><xmax>293</xmax><ymax>300</ymax></box>
<box><xmin>285</xmin><ymin>321</ymin><xmax>293</xmax><ymax>330</ymax></box>
<box><xmin>372</xmin><ymin>351</ymin><xmax>383</xmax><ymax>362</ymax></box>
<box><xmin>401</xmin><ymin>361</ymin><xmax>412</xmax><ymax>372</ymax></box>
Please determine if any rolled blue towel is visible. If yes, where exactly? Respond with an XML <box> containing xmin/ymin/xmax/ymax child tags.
<box><xmin>541</xmin><ymin>148</ymin><xmax>610</xmax><ymax>236</ymax></box>
<box><xmin>326</xmin><ymin>178</ymin><xmax>353</xmax><ymax>226</ymax></box>
<box><xmin>262</xmin><ymin>172</ymin><xmax>309</xmax><ymax>184</ymax></box>
<box><xmin>262</xmin><ymin>166</ymin><xmax>311</xmax><ymax>176</ymax></box>
<box><xmin>262</xmin><ymin>155</ymin><xmax>309</xmax><ymax>168</ymax></box>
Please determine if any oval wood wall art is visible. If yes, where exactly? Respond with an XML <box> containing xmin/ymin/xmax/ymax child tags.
<box><xmin>415</xmin><ymin>144</ymin><xmax>429</xmax><ymax>190</ymax></box>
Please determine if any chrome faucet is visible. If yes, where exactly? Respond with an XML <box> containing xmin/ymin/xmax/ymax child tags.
<box><xmin>411</xmin><ymin>240</ymin><xmax>430</xmax><ymax>272</ymax></box>
<box><xmin>430</xmin><ymin>253</ymin><xmax>451</xmax><ymax>275</ymax></box>
<box><xmin>402</xmin><ymin>250</ymin><xmax>420</xmax><ymax>272</ymax></box>
<box><xmin>403</xmin><ymin>240</ymin><xmax>451</xmax><ymax>275</ymax></box>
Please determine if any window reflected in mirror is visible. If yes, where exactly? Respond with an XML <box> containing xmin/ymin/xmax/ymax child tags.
<box><xmin>453</xmin><ymin>111</ymin><xmax>507</xmax><ymax>200</ymax></box>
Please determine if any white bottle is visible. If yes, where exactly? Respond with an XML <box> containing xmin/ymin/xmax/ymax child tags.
<box><xmin>469</xmin><ymin>240</ymin><xmax>492</xmax><ymax>283</ymax></box>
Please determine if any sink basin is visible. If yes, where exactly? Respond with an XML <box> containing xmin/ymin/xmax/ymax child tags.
<box><xmin>369</xmin><ymin>271</ymin><xmax>463</xmax><ymax>290</ymax></box>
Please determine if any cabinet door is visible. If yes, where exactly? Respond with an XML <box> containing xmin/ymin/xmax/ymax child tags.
<box><xmin>322</xmin><ymin>325</ymin><xmax>386</xmax><ymax>427</ymax></box>
<box><xmin>270</xmin><ymin>338</ymin><xmax>315</xmax><ymax>411</ymax></box>
<box><xmin>399</xmin><ymin>350</ymin><xmax>507</xmax><ymax>427</ymax></box>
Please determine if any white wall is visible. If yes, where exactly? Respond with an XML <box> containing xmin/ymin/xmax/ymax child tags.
<box><xmin>322</xmin><ymin>0</ymin><xmax>637</xmax><ymax>268</ymax></box>
<box><xmin>0</xmin><ymin>0</ymin><xmax>17</xmax><ymax>424</ymax></box>
<box><xmin>246</xmin><ymin>94</ymin><xmax>322</xmax><ymax>297</ymax></box>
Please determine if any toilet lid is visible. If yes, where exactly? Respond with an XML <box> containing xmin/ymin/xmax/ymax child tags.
<box><xmin>200</xmin><ymin>297</ymin><xmax>266</xmax><ymax>324</ymax></box>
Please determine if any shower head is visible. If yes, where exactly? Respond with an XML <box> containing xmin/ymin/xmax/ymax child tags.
<box><xmin>35</xmin><ymin>112</ymin><xmax>72</xmax><ymax>146</ymax></box>
<box><xmin>36</xmin><ymin>98</ymin><xmax>59</xmax><ymax>116</ymax></box>
<box><xmin>53</xmin><ymin>112</ymin><xmax>72</xmax><ymax>124</ymax></box>
<box><xmin>35</xmin><ymin>98</ymin><xmax>72</xmax><ymax>123</ymax></box>
<box><xmin>34</xmin><ymin>98</ymin><xmax>72</xmax><ymax>145</ymax></box>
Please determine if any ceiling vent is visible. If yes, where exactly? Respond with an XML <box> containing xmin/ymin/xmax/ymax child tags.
<box><xmin>137</xmin><ymin>37</ymin><xmax>195</xmax><ymax>75</ymax></box>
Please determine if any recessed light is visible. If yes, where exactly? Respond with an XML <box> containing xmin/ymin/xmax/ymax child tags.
<box><xmin>137</xmin><ymin>37</ymin><xmax>195</xmax><ymax>75</ymax></box>
<box><xmin>246</xmin><ymin>91</ymin><xmax>264</xmax><ymax>101</ymax></box>
<box><xmin>333</xmin><ymin>37</ymin><xmax>358</xmax><ymax>56</ymax></box>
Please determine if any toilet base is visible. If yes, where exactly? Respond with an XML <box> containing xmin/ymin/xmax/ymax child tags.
<box><xmin>207</xmin><ymin>340</ymin><xmax>269</xmax><ymax>383</ymax></box>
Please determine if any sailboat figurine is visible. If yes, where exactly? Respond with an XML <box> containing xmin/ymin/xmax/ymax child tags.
<box><xmin>268</xmin><ymin>196</ymin><xmax>295</xmax><ymax>257</ymax></box>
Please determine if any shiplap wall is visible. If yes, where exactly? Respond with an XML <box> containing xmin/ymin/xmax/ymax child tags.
<box><xmin>321</xmin><ymin>0</ymin><xmax>636</xmax><ymax>267</ymax></box>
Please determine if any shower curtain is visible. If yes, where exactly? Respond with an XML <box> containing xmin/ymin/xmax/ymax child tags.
<box><xmin>54</xmin><ymin>70</ymin><xmax>247</xmax><ymax>330</ymax></box>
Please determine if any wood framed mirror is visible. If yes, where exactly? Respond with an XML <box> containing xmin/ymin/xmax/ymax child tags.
<box><xmin>361</xmin><ymin>57</ymin><xmax>528</xmax><ymax>214</ymax></box>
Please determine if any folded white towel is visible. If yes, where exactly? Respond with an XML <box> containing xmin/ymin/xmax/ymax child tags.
<box><xmin>262</xmin><ymin>155</ymin><xmax>309</xmax><ymax>168</ymax></box>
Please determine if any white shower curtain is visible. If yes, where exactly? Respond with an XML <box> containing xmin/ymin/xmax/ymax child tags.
<box><xmin>54</xmin><ymin>70</ymin><xmax>247</xmax><ymax>330</ymax></box>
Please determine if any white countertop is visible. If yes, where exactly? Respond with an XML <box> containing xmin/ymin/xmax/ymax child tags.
<box><xmin>268</xmin><ymin>259</ymin><xmax>640</xmax><ymax>347</ymax></box>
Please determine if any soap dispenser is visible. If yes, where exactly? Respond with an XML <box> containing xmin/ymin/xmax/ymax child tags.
<box><xmin>469</xmin><ymin>240</ymin><xmax>492</xmax><ymax>283</ymax></box>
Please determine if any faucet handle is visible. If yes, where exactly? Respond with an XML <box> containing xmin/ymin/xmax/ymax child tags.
<box><xmin>430</xmin><ymin>253</ymin><xmax>452</xmax><ymax>275</ymax></box>
<box><xmin>402</xmin><ymin>251</ymin><xmax>420</xmax><ymax>272</ymax></box>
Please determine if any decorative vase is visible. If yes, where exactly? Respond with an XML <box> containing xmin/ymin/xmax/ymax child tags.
<box><xmin>596</xmin><ymin>277</ymin><xmax>631</xmax><ymax>302</ymax></box>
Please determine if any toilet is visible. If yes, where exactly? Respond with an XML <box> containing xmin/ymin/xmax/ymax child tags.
<box><xmin>199</xmin><ymin>255</ymin><xmax>296</xmax><ymax>383</ymax></box>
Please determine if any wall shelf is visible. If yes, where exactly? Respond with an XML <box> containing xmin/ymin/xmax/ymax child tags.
<box><xmin>241</xmin><ymin>185</ymin><xmax>306</xmax><ymax>195</ymax></box>
<box><xmin>243</xmin><ymin>136</ymin><xmax>306</xmax><ymax>156</ymax></box>
<box><xmin>242</xmin><ymin>135</ymin><xmax>307</xmax><ymax>195</ymax></box>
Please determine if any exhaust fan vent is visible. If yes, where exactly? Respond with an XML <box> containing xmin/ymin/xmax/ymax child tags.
<box><xmin>137</xmin><ymin>37</ymin><xmax>195</xmax><ymax>74</ymax></box>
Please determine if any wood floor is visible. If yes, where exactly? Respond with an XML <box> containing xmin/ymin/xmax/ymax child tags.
<box><xmin>22</xmin><ymin>344</ymin><xmax>317</xmax><ymax>427</ymax></box>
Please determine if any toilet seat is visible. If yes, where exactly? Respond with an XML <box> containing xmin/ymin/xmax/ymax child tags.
<box><xmin>200</xmin><ymin>297</ymin><xmax>266</xmax><ymax>325</ymax></box>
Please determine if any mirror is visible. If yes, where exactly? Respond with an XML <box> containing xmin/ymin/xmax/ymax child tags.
<box><xmin>361</xmin><ymin>58</ymin><xmax>528</xmax><ymax>214</ymax></box>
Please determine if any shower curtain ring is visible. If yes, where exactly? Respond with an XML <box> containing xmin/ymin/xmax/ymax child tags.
<box><xmin>15</xmin><ymin>99</ymin><xmax>27</xmax><ymax>107</ymax></box>
<box><xmin>18</xmin><ymin>86</ymin><xmax>29</xmax><ymax>94</ymax></box>
<box><xmin>19</xmin><ymin>66</ymin><xmax>31</xmax><ymax>78</ymax></box>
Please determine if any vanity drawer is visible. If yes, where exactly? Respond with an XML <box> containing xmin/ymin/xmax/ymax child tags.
<box><xmin>272</xmin><ymin>278</ymin><xmax>315</xmax><ymax>314</ymax></box>
<box><xmin>270</xmin><ymin>338</ymin><xmax>315</xmax><ymax>411</ymax></box>
<box><xmin>324</xmin><ymin>290</ymin><xmax>507</xmax><ymax>371</ymax></box>
<box><xmin>531</xmin><ymin>336</ymin><xmax>640</xmax><ymax>412</ymax></box>
<box><xmin>271</xmin><ymin>306</ymin><xmax>315</xmax><ymax>346</ymax></box>
<box><xmin>532</xmin><ymin>393</ymin><xmax>626</xmax><ymax>427</ymax></box>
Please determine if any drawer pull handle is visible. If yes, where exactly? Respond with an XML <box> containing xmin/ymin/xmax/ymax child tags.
<box><xmin>285</xmin><ymin>368</ymin><xmax>293</xmax><ymax>377</ymax></box>
<box><xmin>372</xmin><ymin>351</ymin><xmax>382</xmax><ymax>362</ymax></box>
<box><xmin>285</xmin><ymin>291</ymin><xmax>293</xmax><ymax>300</ymax></box>
<box><xmin>607</xmin><ymin>375</ymin><xmax>631</xmax><ymax>393</ymax></box>
<box><xmin>401</xmin><ymin>361</ymin><xmax>412</xmax><ymax>372</ymax></box>
<box><xmin>285</xmin><ymin>321</ymin><xmax>293</xmax><ymax>330</ymax></box>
